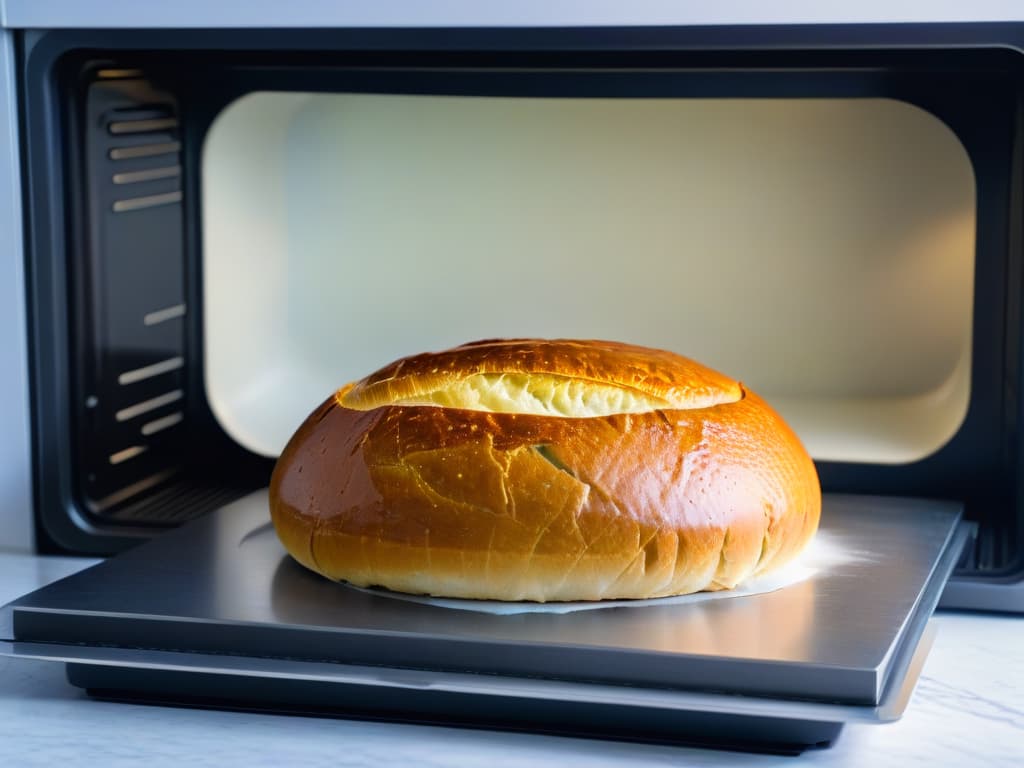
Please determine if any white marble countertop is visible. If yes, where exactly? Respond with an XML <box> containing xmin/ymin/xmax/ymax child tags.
<box><xmin>0</xmin><ymin>553</ymin><xmax>1021</xmax><ymax>767</ymax></box>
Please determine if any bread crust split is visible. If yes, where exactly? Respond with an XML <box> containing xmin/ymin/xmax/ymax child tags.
<box><xmin>270</xmin><ymin>339</ymin><xmax>821</xmax><ymax>602</ymax></box>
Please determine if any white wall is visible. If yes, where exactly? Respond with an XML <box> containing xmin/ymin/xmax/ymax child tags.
<box><xmin>0</xmin><ymin>30</ymin><xmax>35</xmax><ymax>551</ymax></box>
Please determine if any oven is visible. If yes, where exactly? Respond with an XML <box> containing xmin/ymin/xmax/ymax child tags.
<box><xmin>0</xmin><ymin>4</ymin><xmax>1022</xmax><ymax>751</ymax></box>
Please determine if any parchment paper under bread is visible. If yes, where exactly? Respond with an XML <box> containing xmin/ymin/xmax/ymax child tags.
<box><xmin>348</xmin><ymin>530</ymin><xmax>874</xmax><ymax>615</ymax></box>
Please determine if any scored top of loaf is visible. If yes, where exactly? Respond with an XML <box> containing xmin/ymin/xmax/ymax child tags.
<box><xmin>337</xmin><ymin>339</ymin><xmax>743</xmax><ymax>417</ymax></box>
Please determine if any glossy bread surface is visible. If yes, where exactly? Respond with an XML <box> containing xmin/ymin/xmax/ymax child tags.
<box><xmin>270</xmin><ymin>339</ymin><xmax>821</xmax><ymax>601</ymax></box>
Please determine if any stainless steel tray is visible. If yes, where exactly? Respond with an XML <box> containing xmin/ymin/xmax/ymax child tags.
<box><xmin>0</xmin><ymin>492</ymin><xmax>970</xmax><ymax>753</ymax></box>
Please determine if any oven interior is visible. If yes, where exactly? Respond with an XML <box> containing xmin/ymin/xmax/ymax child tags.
<box><xmin>19</xmin><ymin>35</ymin><xmax>1024</xmax><ymax>598</ymax></box>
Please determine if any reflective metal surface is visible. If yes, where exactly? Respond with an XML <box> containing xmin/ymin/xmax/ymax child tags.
<box><xmin>3</xmin><ymin>492</ymin><xmax>964</xmax><ymax>705</ymax></box>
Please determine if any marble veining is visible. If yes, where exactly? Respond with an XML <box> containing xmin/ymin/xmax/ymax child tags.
<box><xmin>1</xmin><ymin>554</ymin><xmax>1021</xmax><ymax>767</ymax></box>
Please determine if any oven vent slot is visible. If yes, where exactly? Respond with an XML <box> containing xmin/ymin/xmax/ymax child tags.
<box><xmin>108</xmin><ymin>116</ymin><xmax>179</xmax><ymax>135</ymax></box>
<box><xmin>109</xmin><ymin>142</ymin><xmax>180</xmax><ymax>160</ymax></box>
<box><xmin>142</xmin><ymin>303</ymin><xmax>186</xmax><ymax>326</ymax></box>
<box><xmin>112</xmin><ymin>166</ymin><xmax>182</xmax><ymax>185</ymax></box>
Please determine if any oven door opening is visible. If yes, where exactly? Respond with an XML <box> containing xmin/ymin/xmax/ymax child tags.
<box><xmin>21</xmin><ymin>42</ymin><xmax>1019</xmax><ymax>593</ymax></box>
<box><xmin>203</xmin><ymin>92</ymin><xmax>975</xmax><ymax>467</ymax></box>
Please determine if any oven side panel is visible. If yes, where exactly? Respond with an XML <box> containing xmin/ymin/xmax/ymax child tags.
<box><xmin>0</xmin><ymin>29</ymin><xmax>34</xmax><ymax>552</ymax></box>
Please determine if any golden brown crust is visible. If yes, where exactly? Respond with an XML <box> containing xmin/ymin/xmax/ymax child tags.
<box><xmin>340</xmin><ymin>339</ymin><xmax>742</xmax><ymax>413</ymax></box>
<box><xmin>270</xmin><ymin>339</ymin><xmax>820</xmax><ymax>602</ymax></box>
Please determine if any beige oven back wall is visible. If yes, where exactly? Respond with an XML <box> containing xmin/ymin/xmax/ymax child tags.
<box><xmin>203</xmin><ymin>93</ymin><xmax>975</xmax><ymax>464</ymax></box>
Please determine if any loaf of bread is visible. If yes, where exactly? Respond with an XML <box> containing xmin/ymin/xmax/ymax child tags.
<box><xmin>269</xmin><ymin>339</ymin><xmax>821</xmax><ymax>602</ymax></box>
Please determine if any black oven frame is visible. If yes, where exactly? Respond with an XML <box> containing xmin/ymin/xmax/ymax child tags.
<box><xmin>16</xmin><ymin>24</ymin><xmax>1024</xmax><ymax>610</ymax></box>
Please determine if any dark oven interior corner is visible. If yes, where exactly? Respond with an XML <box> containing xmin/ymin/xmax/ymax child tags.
<box><xmin>22</xmin><ymin>33</ymin><xmax>277</xmax><ymax>556</ymax></box>
<box><xmin>15</xmin><ymin>27</ymin><xmax>1024</xmax><ymax>610</ymax></box>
